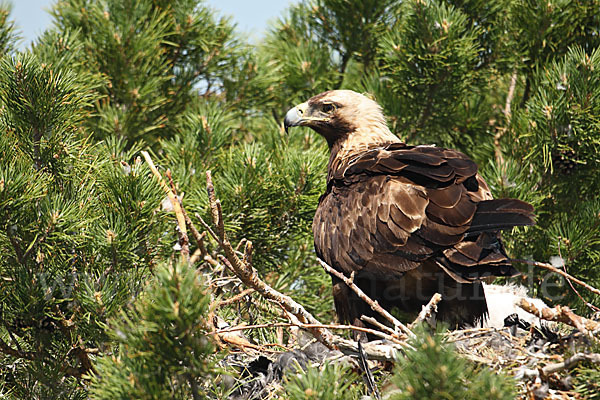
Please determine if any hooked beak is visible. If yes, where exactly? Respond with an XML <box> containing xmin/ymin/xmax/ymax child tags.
<box><xmin>283</xmin><ymin>102</ymin><xmax>309</xmax><ymax>133</ymax></box>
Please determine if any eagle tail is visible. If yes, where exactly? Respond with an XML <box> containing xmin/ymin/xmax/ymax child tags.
<box><xmin>467</xmin><ymin>199</ymin><xmax>535</xmax><ymax>233</ymax></box>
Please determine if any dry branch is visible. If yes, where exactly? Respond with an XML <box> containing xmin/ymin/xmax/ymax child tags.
<box><xmin>138</xmin><ymin>160</ymin><xmax>409</xmax><ymax>361</ymax></box>
<box><xmin>409</xmin><ymin>293</ymin><xmax>442</xmax><ymax>329</ymax></box>
<box><xmin>203</xmin><ymin>171</ymin><xmax>337</xmax><ymax>349</ymax></box>
<box><xmin>213</xmin><ymin>321</ymin><xmax>409</xmax><ymax>361</ymax></box>
<box><xmin>541</xmin><ymin>352</ymin><xmax>600</xmax><ymax>375</ymax></box>
<box><xmin>318</xmin><ymin>258</ymin><xmax>413</xmax><ymax>338</ymax></box>
<box><xmin>199</xmin><ymin>171</ymin><xmax>408</xmax><ymax>361</ymax></box>
<box><xmin>519</xmin><ymin>353</ymin><xmax>600</xmax><ymax>380</ymax></box>
<box><xmin>518</xmin><ymin>298</ymin><xmax>600</xmax><ymax>334</ymax></box>
<box><xmin>515</xmin><ymin>258</ymin><xmax>600</xmax><ymax>298</ymax></box>
<box><xmin>214</xmin><ymin>322</ymin><xmax>407</xmax><ymax>345</ymax></box>
<box><xmin>141</xmin><ymin>151</ymin><xmax>189</xmax><ymax>261</ymax></box>
<box><xmin>214</xmin><ymin>288</ymin><xmax>255</xmax><ymax>307</ymax></box>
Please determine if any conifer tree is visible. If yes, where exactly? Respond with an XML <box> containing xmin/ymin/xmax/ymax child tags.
<box><xmin>0</xmin><ymin>49</ymin><xmax>169</xmax><ymax>398</ymax></box>
<box><xmin>0</xmin><ymin>3</ymin><xmax>17</xmax><ymax>55</ymax></box>
<box><xmin>1</xmin><ymin>0</ymin><xmax>600</xmax><ymax>398</ymax></box>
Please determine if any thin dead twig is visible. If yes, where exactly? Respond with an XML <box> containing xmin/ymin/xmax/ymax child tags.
<box><xmin>317</xmin><ymin>258</ymin><xmax>413</xmax><ymax>338</ymax></box>
<box><xmin>203</xmin><ymin>171</ymin><xmax>337</xmax><ymax>349</ymax></box>
<box><xmin>409</xmin><ymin>293</ymin><xmax>442</xmax><ymax>329</ymax></box>
<box><xmin>214</xmin><ymin>288</ymin><xmax>256</xmax><ymax>308</ymax></box>
<box><xmin>556</xmin><ymin>239</ymin><xmax>600</xmax><ymax>312</ymax></box>
<box><xmin>141</xmin><ymin>151</ymin><xmax>189</xmax><ymax>261</ymax></box>
<box><xmin>514</xmin><ymin>258</ymin><xmax>600</xmax><ymax>298</ymax></box>
<box><xmin>361</xmin><ymin>316</ymin><xmax>399</xmax><ymax>338</ymax></box>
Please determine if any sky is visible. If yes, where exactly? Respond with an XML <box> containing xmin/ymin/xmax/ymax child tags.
<box><xmin>9</xmin><ymin>0</ymin><xmax>294</xmax><ymax>50</ymax></box>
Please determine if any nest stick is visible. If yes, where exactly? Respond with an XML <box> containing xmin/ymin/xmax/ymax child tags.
<box><xmin>518</xmin><ymin>298</ymin><xmax>600</xmax><ymax>334</ymax></box>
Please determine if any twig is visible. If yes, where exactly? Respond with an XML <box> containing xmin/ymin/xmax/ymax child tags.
<box><xmin>361</xmin><ymin>316</ymin><xmax>399</xmax><ymax>338</ymax></box>
<box><xmin>195</xmin><ymin>212</ymin><xmax>219</xmax><ymax>244</ymax></box>
<box><xmin>514</xmin><ymin>258</ymin><xmax>600</xmax><ymax>297</ymax></box>
<box><xmin>556</xmin><ymin>239</ymin><xmax>600</xmax><ymax>312</ymax></box>
<box><xmin>181</xmin><ymin>205</ymin><xmax>208</xmax><ymax>261</ymax></box>
<box><xmin>409</xmin><ymin>293</ymin><xmax>442</xmax><ymax>329</ymax></box>
<box><xmin>519</xmin><ymin>353</ymin><xmax>600</xmax><ymax>380</ymax></box>
<box><xmin>213</xmin><ymin>322</ymin><xmax>406</xmax><ymax>346</ymax></box>
<box><xmin>203</xmin><ymin>171</ymin><xmax>336</xmax><ymax>349</ymax></box>
<box><xmin>542</xmin><ymin>353</ymin><xmax>600</xmax><ymax>375</ymax></box>
<box><xmin>518</xmin><ymin>298</ymin><xmax>600</xmax><ymax>335</ymax></box>
<box><xmin>214</xmin><ymin>288</ymin><xmax>255</xmax><ymax>307</ymax></box>
<box><xmin>317</xmin><ymin>258</ymin><xmax>413</xmax><ymax>338</ymax></box>
<box><xmin>494</xmin><ymin>69</ymin><xmax>518</xmax><ymax>166</ymax></box>
<box><xmin>53</xmin><ymin>305</ymin><xmax>96</xmax><ymax>376</ymax></box>
<box><xmin>141</xmin><ymin>151</ymin><xmax>189</xmax><ymax>261</ymax></box>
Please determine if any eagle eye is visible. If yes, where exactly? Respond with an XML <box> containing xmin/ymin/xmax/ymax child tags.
<box><xmin>321</xmin><ymin>103</ymin><xmax>335</xmax><ymax>113</ymax></box>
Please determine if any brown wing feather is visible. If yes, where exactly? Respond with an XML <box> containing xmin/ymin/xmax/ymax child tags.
<box><xmin>314</xmin><ymin>143</ymin><xmax>534</xmax><ymax>284</ymax></box>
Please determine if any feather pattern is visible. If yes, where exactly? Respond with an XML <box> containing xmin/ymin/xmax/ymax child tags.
<box><xmin>288</xmin><ymin>90</ymin><xmax>535</xmax><ymax>332</ymax></box>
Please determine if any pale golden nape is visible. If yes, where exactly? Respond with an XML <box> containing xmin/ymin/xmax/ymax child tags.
<box><xmin>317</xmin><ymin>90</ymin><xmax>400</xmax><ymax>149</ymax></box>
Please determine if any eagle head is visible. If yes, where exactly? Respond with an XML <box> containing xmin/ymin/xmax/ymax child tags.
<box><xmin>284</xmin><ymin>90</ymin><xmax>395</xmax><ymax>148</ymax></box>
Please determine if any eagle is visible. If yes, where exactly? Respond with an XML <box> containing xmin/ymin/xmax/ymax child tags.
<box><xmin>284</xmin><ymin>90</ymin><xmax>534</xmax><ymax>330</ymax></box>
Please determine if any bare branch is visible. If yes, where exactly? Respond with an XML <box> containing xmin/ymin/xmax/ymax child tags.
<box><xmin>202</xmin><ymin>172</ymin><xmax>338</xmax><ymax>349</ymax></box>
<box><xmin>518</xmin><ymin>298</ymin><xmax>600</xmax><ymax>335</ymax></box>
<box><xmin>318</xmin><ymin>258</ymin><xmax>413</xmax><ymax>338</ymax></box>
<box><xmin>543</xmin><ymin>353</ymin><xmax>600</xmax><ymax>375</ymax></box>
<box><xmin>141</xmin><ymin>151</ymin><xmax>189</xmax><ymax>262</ymax></box>
<box><xmin>519</xmin><ymin>353</ymin><xmax>600</xmax><ymax>380</ymax></box>
<box><xmin>515</xmin><ymin>258</ymin><xmax>600</xmax><ymax>297</ymax></box>
<box><xmin>409</xmin><ymin>293</ymin><xmax>442</xmax><ymax>329</ymax></box>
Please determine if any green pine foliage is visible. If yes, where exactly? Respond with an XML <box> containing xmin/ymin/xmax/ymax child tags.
<box><xmin>0</xmin><ymin>2</ymin><xmax>18</xmax><ymax>55</ymax></box>
<box><xmin>283</xmin><ymin>361</ymin><xmax>362</xmax><ymax>400</ymax></box>
<box><xmin>389</xmin><ymin>326</ymin><xmax>516</xmax><ymax>400</ymax></box>
<box><xmin>574</xmin><ymin>363</ymin><xmax>600</xmax><ymax>400</ymax></box>
<box><xmin>0</xmin><ymin>53</ymin><xmax>169</xmax><ymax>398</ymax></box>
<box><xmin>1</xmin><ymin>0</ymin><xmax>600</xmax><ymax>397</ymax></box>
<box><xmin>88</xmin><ymin>261</ymin><xmax>219</xmax><ymax>400</ymax></box>
<box><xmin>501</xmin><ymin>46</ymin><xmax>600</xmax><ymax>307</ymax></box>
<box><xmin>376</xmin><ymin>0</ymin><xmax>485</xmax><ymax>149</ymax></box>
<box><xmin>50</xmin><ymin>0</ymin><xmax>247</xmax><ymax>146</ymax></box>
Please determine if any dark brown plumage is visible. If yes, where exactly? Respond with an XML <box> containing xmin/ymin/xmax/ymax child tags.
<box><xmin>284</xmin><ymin>90</ymin><xmax>535</xmax><ymax>330</ymax></box>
